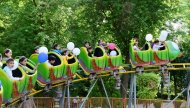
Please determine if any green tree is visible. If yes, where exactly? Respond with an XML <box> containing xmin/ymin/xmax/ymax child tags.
<box><xmin>164</xmin><ymin>0</ymin><xmax>190</xmax><ymax>97</ymax></box>
<box><xmin>0</xmin><ymin>0</ymin><xmax>71</xmax><ymax>57</ymax></box>
<box><xmin>0</xmin><ymin>0</ymin><xmax>184</xmax><ymax>99</ymax></box>
<box><xmin>74</xmin><ymin>0</ymin><xmax>179</xmax><ymax>97</ymax></box>
<box><xmin>137</xmin><ymin>73</ymin><xmax>161</xmax><ymax>99</ymax></box>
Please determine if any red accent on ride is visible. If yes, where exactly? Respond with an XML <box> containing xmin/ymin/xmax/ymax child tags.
<box><xmin>134</xmin><ymin>52</ymin><xmax>150</xmax><ymax>66</ymax></box>
<box><xmin>49</xmin><ymin>67</ymin><xmax>57</xmax><ymax>81</ymax></box>
<box><xmin>27</xmin><ymin>77</ymin><xmax>33</xmax><ymax>91</ymax></box>
<box><xmin>153</xmin><ymin>52</ymin><xmax>169</xmax><ymax>65</ymax></box>
<box><xmin>12</xmin><ymin>81</ymin><xmax>19</xmax><ymax>99</ymax></box>
<box><xmin>108</xmin><ymin>58</ymin><xmax>117</xmax><ymax>69</ymax></box>
<box><xmin>67</xmin><ymin>66</ymin><xmax>73</xmax><ymax>78</ymax></box>
<box><xmin>92</xmin><ymin>59</ymin><xmax>102</xmax><ymax>72</ymax></box>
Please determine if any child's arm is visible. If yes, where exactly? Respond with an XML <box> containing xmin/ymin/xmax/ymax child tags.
<box><xmin>23</xmin><ymin>66</ymin><xmax>35</xmax><ymax>73</ymax></box>
<box><xmin>7</xmin><ymin>70</ymin><xmax>21</xmax><ymax>80</ymax></box>
<box><xmin>158</xmin><ymin>45</ymin><xmax>164</xmax><ymax>48</ymax></box>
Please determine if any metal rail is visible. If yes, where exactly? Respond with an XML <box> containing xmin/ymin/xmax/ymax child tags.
<box><xmin>2</xmin><ymin>63</ymin><xmax>190</xmax><ymax>107</ymax></box>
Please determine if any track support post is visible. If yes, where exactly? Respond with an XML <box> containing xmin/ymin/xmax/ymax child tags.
<box><xmin>111</xmin><ymin>69</ymin><xmax>121</xmax><ymax>90</ymax></box>
<box><xmin>187</xmin><ymin>83</ymin><xmax>190</xmax><ymax>108</ymax></box>
<box><xmin>53</xmin><ymin>86</ymin><xmax>63</xmax><ymax>108</ymax></box>
<box><xmin>18</xmin><ymin>95</ymin><xmax>36</xmax><ymax>108</ymax></box>
<box><xmin>127</xmin><ymin>73</ymin><xmax>137</xmax><ymax>108</ymax></box>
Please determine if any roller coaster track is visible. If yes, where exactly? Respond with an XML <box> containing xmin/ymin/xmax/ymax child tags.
<box><xmin>2</xmin><ymin>63</ymin><xmax>190</xmax><ymax>107</ymax></box>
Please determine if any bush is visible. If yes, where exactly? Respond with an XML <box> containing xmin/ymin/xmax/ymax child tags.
<box><xmin>137</xmin><ymin>73</ymin><xmax>161</xmax><ymax>99</ymax></box>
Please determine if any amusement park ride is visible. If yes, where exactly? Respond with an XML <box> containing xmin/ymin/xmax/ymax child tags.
<box><xmin>0</xmin><ymin>31</ymin><xmax>190</xmax><ymax>108</ymax></box>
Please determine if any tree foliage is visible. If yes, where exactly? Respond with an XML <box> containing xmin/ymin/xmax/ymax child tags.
<box><xmin>137</xmin><ymin>73</ymin><xmax>161</xmax><ymax>99</ymax></box>
<box><xmin>165</xmin><ymin>0</ymin><xmax>190</xmax><ymax>97</ymax></box>
<box><xmin>0</xmin><ymin>0</ymin><xmax>187</xmax><ymax>99</ymax></box>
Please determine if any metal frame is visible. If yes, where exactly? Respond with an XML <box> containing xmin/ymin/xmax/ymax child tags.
<box><xmin>79</xmin><ymin>77</ymin><xmax>112</xmax><ymax>108</ymax></box>
<box><xmin>127</xmin><ymin>73</ymin><xmax>136</xmax><ymax>108</ymax></box>
<box><xmin>18</xmin><ymin>96</ymin><xmax>36</xmax><ymax>108</ymax></box>
<box><xmin>2</xmin><ymin>63</ymin><xmax>190</xmax><ymax>107</ymax></box>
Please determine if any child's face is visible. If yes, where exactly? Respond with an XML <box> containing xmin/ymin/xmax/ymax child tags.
<box><xmin>89</xmin><ymin>48</ymin><xmax>93</xmax><ymax>53</ymax></box>
<box><xmin>21</xmin><ymin>59</ymin><xmax>27</xmax><ymax>66</ymax></box>
<box><xmin>65</xmin><ymin>51</ymin><xmax>69</xmax><ymax>55</ymax></box>
<box><xmin>85</xmin><ymin>43</ymin><xmax>90</xmax><ymax>47</ymax></box>
<box><xmin>35</xmin><ymin>49</ymin><xmax>39</xmax><ymax>54</ymax></box>
<box><xmin>102</xmin><ymin>42</ymin><xmax>107</xmax><ymax>46</ymax></box>
<box><xmin>99</xmin><ymin>40</ymin><xmax>103</xmax><ymax>45</ymax></box>
<box><xmin>50</xmin><ymin>60</ymin><xmax>55</xmax><ymax>65</ymax></box>
<box><xmin>5</xmin><ymin>51</ymin><xmax>12</xmax><ymax>58</ymax></box>
<box><xmin>7</xmin><ymin>61</ymin><xmax>14</xmax><ymax>68</ymax></box>
<box><xmin>56</xmin><ymin>45</ymin><xmax>60</xmax><ymax>50</ymax></box>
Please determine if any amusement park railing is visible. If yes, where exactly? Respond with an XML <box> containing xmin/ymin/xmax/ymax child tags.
<box><xmin>34</xmin><ymin>97</ymin><xmax>54</xmax><ymax>108</ymax></box>
<box><xmin>32</xmin><ymin>97</ymin><xmax>185</xmax><ymax>108</ymax></box>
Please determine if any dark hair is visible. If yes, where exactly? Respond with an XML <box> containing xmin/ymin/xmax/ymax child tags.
<box><xmin>154</xmin><ymin>40</ymin><xmax>159</xmax><ymax>43</ymax></box>
<box><xmin>34</xmin><ymin>46</ymin><xmax>40</xmax><ymax>50</ymax></box>
<box><xmin>84</xmin><ymin>41</ymin><xmax>90</xmax><ymax>45</ymax></box>
<box><xmin>33</xmin><ymin>46</ymin><xmax>40</xmax><ymax>53</ymax></box>
<box><xmin>19</xmin><ymin>56</ymin><xmax>27</xmax><ymax>63</ymax></box>
<box><xmin>84</xmin><ymin>42</ymin><xmax>91</xmax><ymax>48</ymax></box>
<box><xmin>53</xmin><ymin>43</ymin><xmax>59</xmax><ymax>49</ymax></box>
<box><xmin>98</xmin><ymin>40</ymin><xmax>101</xmax><ymax>44</ymax></box>
<box><xmin>63</xmin><ymin>50</ymin><xmax>68</xmax><ymax>54</ymax></box>
<box><xmin>4</xmin><ymin>48</ymin><xmax>12</xmax><ymax>56</ymax></box>
<box><xmin>48</xmin><ymin>55</ymin><xmax>56</xmax><ymax>61</ymax></box>
<box><xmin>6</xmin><ymin>58</ymin><xmax>14</xmax><ymax>63</ymax></box>
<box><xmin>3</xmin><ymin>48</ymin><xmax>11</xmax><ymax>57</ymax></box>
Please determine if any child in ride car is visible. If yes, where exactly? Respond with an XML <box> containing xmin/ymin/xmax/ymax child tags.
<box><xmin>2</xmin><ymin>48</ymin><xmax>12</xmax><ymax>62</ymax></box>
<box><xmin>3</xmin><ymin>58</ymin><xmax>21</xmax><ymax>80</ymax></box>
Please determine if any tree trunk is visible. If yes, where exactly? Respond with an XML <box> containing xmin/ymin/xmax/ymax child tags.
<box><xmin>161</xmin><ymin>82</ymin><xmax>164</xmax><ymax>99</ymax></box>
<box><xmin>121</xmin><ymin>74</ymin><xmax>129</xmax><ymax>98</ymax></box>
<box><xmin>120</xmin><ymin>54</ymin><xmax>130</xmax><ymax>98</ymax></box>
<box><xmin>32</xmin><ymin>0</ymin><xmax>37</xmax><ymax>7</ymax></box>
